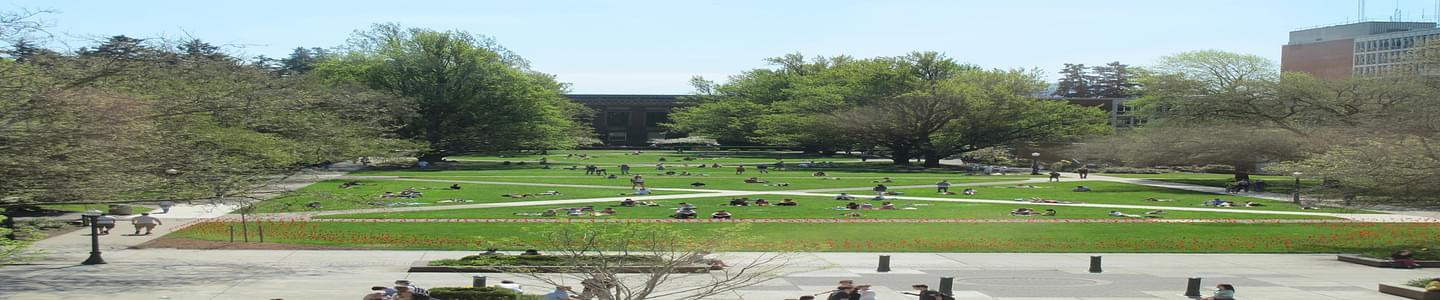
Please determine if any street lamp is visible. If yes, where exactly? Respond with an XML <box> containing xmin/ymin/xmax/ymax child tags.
<box><xmin>80</xmin><ymin>210</ymin><xmax>106</xmax><ymax>265</ymax></box>
<box><xmin>1291</xmin><ymin>172</ymin><xmax>1303</xmax><ymax>205</ymax></box>
<box><xmin>1030</xmin><ymin>152</ymin><xmax>1042</xmax><ymax>175</ymax></box>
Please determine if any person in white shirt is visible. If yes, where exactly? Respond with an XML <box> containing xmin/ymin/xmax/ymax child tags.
<box><xmin>94</xmin><ymin>214</ymin><xmax>117</xmax><ymax>235</ymax></box>
<box><xmin>131</xmin><ymin>213</ymin><xmax>162</xmax><ymax>235</ymax></box>
<box><xmin>157</xmin><ymin>201</ymin><xmax>174</xmax><ymax>214</ymax></box>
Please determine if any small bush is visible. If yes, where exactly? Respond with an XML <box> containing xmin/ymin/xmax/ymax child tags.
<box><xmin>1406</xmin><ymin>278</ymin><xmax>1436</xmax><ymax>288</ymax></box>
<box><xmin>429</xmin><ymin>286</ymin><xmax>537</xmax><ymax>300</ymax></box>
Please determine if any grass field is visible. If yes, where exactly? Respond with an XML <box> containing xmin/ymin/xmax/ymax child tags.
<box><xmin>448</xmin><ymin>150</ymin><xmax>861</xmax><ymax>165</ymax></box>
<box><xmin>252</xmin><ymin>179</ymin><xmax>696</xmax><ymax>213</ymax></box>
<box><xmin>210</xmin><ymin>150</ymin><xmax>1397</xmax><ymax>253</ymax></box>
<box><xmin>1098</xmin><ymin>173</ymin><xmax>1322</xmax><ymax>195</ymax></box>
<box><xmin>317</xmin><ymin>194</ymin><xmax>1333</xmax><ymax>220</ymax></box>
<box><xmin>890</xmin><ymin>181</ymin><xmax>1355</xmax><ymax>213</ymax></box>
<box><xmin>169</xmin><ymin>221</ymin><xmax>1434</xmax><ymax>253</ymax></box>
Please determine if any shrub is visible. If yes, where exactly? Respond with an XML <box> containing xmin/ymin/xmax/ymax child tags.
<box><xmin>429</xmin><ymin>286</ymin><xmax>538</xmax><ymax>300</ymax></box>
<box><xmin>1406</xmin><ymin>278</ymin><xmax>1436</xmax><ymax>288</ymax></box>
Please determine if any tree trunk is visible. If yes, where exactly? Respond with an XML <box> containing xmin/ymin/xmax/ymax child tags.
<box><xmin>1</xmin><ymin>209</ymin><xmax>15</xmax><ymax>240</ymax></box>
<box><xmin>891</xmin><ymin>151</ymin><xmax>912</xmax><ymax>165</ymax></box>
<box><xmin>923</xmin><ymin>152</ymin><xmax>943</xmax><ymax>168</ymax></box>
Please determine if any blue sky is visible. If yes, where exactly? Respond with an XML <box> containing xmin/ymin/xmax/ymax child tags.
<box><xmin>8</xmin><ymin>0</ymin><xmax>1437</xmax><ymax>93</ymax></box>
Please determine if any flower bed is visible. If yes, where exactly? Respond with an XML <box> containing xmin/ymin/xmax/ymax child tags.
<box><xmin>1378</xmin><ymin>279</ymin><xmax>1440</xmax><ymax>300</ymax></box>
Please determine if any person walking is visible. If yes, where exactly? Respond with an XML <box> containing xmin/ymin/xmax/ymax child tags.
<box><xmin>735</xmin><ymin>165</ymin><xmax>745</xmax><ymax>175</ymax></box>
<box><xmin>1077</xmin><ymin>167</ymin><xmax>1089</xmax><ymax>179</ymax></box>
<box><xmin>872</xmin><ymin>184</ymin><xmax>888</xmax><ymax>199</ymax></box>
<box><xmin>619</xmin><ymin>164</ymin><xmax>630</xmax><ymax>175</ymax></box>
<box><xmin>131</xmin><ymin>213</ymin><xmax>162</xmax><ymax>235</ymax></box>
<box><xmin>936</xmin><ymin>180</ymin><xmax>952</xmax><ymax>193</ymax></box>
<box><xmin>95</xmin><ymin>214</ymin><xmax>117</xmax><ymax>235</ymax></box>
<box><xmin>157</xmin><ymin>201</ymin><xmax>174</xmax><ymax>214</ymax></box>
<box><xmin>1048</xmin><ymin>171</ymin><xmax>1061</xmax><ymax>182</ymax></box>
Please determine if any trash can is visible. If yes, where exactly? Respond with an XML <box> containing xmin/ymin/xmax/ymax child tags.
<box><xmin>108</xmin><ymin>204</ymin><xmax>133</xmax><ymax>215</ymax></box>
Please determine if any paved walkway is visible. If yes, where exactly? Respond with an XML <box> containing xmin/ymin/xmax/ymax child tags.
<box><xmin>0</xmin><ymin>249</ymin><xmax>1424</xmax><ymax>300</ymax></box>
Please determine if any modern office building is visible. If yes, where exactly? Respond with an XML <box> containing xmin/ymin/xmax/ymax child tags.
<box><xmin>1283</xmin><ymin>21</ymin><xmax>1440</xmax><ymax>79</ymax></box>
<box><xmin>568</xmin><ymin>94</ymin><xmax>1138</xmax><ymax>146</ymax></box>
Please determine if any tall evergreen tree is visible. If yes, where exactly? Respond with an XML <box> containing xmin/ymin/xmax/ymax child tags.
<box><xmin>1052</xmin><ymin>63</ymin><xmax>1092</xmax><ymax>97</ymax></box>
<box><xmin>1090</xmin><ymin>61</ymin><xmax>1137</xmax><ymax>98</ymax></box>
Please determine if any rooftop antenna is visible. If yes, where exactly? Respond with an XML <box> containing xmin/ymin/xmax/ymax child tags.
<box><xmin>1394</xmin><ymin>0</ymin><xmax>1403</xmax><ymax>21</ymax></box>
<box><xmin>1360</xmin><ymin>0</ymin><xmax>1367</xmax><ymax>21</ymax></box>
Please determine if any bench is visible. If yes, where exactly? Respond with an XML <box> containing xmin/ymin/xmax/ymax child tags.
<box><xmin>1380</xmin><ymin>283</ymin><xmax>1440</xmax><ymax>300</ymax></box>
<box><xmin>1337</xmin><ymin>255</ymin><xmax>1440</xmax><ymax>268</ymax></box>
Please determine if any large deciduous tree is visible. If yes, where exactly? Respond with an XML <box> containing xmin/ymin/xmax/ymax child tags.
<box><xmin>318</xmin><ymin>24</ymin><xmax>592</xmax><ymax>160</ymax></box>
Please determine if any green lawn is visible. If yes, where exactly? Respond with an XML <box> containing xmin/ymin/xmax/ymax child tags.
<box><xmin>168</xmin><ymin>221</ymin><xmax>1439</xmax><ymax>253</ymax></box>
<box><xmin>448</xmin><ymin>150</ymin><xmax>861</xmax><ymax>165</ymax></box>
<box><xmin>253</xmin><ymin>179</ymin><xmax>697</xmax><ymax>213</ymax></box>
<box><xmin>1098</xmin><ymin>173</ymin><xmax>1322</xmax><ymax>195</ymax></box>
<box><xmin>318</xmin><ymin>195</ymin><xmax>1333</xmax><ymax>220</ymax></box>
<box><xmin>368</xmin><ymin>166</ymin><xmax>1030</xmax><ymax>191</ymax></box>
<box><xmin>890</xmin><ymin>181</ymin><xmax>1361</xmax><ymax>213</ymax></box>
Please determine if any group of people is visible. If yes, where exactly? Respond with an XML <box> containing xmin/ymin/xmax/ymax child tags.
<box><xmin>728</xmin><ymin>197</ymin><xmax>796</xmax><ymax>206</ymax></box>
<box><xmin>1009</xmin><ymin>208</ymin><xmax>1057</xmax><ymax>216</ymax></box>
<box><xmin>90</xmin><ymin>212</ymin><xmax>163</xmax><ymax>235</ymax></box>
<box><xmin>789</xmin><ymin>281</ymin><xmax>949</xmax><ymax>300</ymax></box>
<box><xmin>362</xmin><ymin>280</ymin><xmax>430</xmax><ymax>300</ymax></box>
<box><xmin>672</xmin><ymin>202</ymin><xmax>739</xmax><ymax>219</ymax></box>
<box><xmin>380</xmin><ymin>188</ymin><xmax>424</xmax><ymax>199</ymax></box>
<box><xmin>1202</xmin><ymin>198</ymin><xmax>1265</xmax><ymax>207</ymax></box>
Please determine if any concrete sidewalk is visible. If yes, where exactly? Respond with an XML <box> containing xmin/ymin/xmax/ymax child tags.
<box><xmin>0</xmin><ymin>249</ymin><xmax>1423</xmax><ymax>300</ymax></box>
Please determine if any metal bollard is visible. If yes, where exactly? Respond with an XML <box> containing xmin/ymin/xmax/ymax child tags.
<box><xmin>939</xmin><ymin>277</ymin><xmax>954</xmax><ymax>296</ymax></box>
<box><xmin>473</xmin><ymin>276</ymin><xmax>487</xmax><ymax>288</ymax></box>
<box><xmin>1089</xmin><ymin>256</ymin><xmax>1103</xmax><ymax>273</ymax></box>
<box><xmin>1183</xmin><ymin>277</ymin><xmax>1202</xmax><ymax>297</ymax></box>
<box><xmin>877</xmin><ymin>255</ymin><xmax>892</xmax><ymax>272</ymax></box>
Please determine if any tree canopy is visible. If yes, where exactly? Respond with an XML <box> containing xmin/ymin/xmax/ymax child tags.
<box><xmin>315</xmin><ymin>24</ymin><xmax>592</xmax><ymax>160</ymax></box>
<box><xmin>670</xmin><ymin>52</ymin><xmax>1110</xmax><ymax>166</ymax></box>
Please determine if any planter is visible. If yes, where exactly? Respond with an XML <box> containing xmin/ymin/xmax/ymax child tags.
<box><xmin>1337</xmin><ymin>255</ymin><xmax>1440</xmax><ymax>268</ymax></box>
<box><xmin>408</xmin><ymin>260</ymin><xmax>711</xmax><ymax>273</ymax></box>
<box><xmin>1379</xmin><ymin>283</ymin><xmax>1440</xmax><ymax>300</ymax></box>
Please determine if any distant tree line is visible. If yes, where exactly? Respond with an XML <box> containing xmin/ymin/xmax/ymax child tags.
<box><xmin>1052</xmin><ymin>61</ymin><xmax>1138</xmax><ymax>98</ymax></box>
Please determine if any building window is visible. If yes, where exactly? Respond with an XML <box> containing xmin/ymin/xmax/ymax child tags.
<box><xmin>607</xmin><ymin>132</ymin><xmax>628</xmax><ymax>144</ymax></box>
<box><xmin>644</xmin><ymin>111</ymin><xmax>669</xmax><ymax>128</ymax></box>
<box><xmin>606</xmin><ymin>111</ymin><xmax>630</xmax><ymax>128</ymax></box>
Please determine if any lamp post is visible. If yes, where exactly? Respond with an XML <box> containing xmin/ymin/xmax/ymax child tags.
<box><xmin>1030</xmin><ymin>152</ymin><xmax>1041</xmax><ymax>175</ymax></box>
<box><xmin>1291</xmin><ymin>172</ymin><xmax>1302</xmax><ymax>205</ymax></box>
<box><xmin>80</xmin><ymin>210</ymin><xmax>106</xmax><ymax>265</ymax></box>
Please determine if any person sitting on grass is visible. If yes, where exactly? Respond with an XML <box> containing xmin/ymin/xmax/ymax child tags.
<box><xmin>962</xmin><ymin>188</ymin><xmax>977</xmax><ymax>195</ymax></box>
<box><xmin>1145</xmin><ymin>209</ymin><xmax>1166</xmax><ymax>215</ymax></box>
<box><xmin>1041</xmin><ymin>209</ymin><xmax>1057</xmax><ymax>216</ymax></box>
<box><xmin>340</xmin><ymin>181</ymin><xmax>361</xmax><ymax>189</ymax></box>
<box><xmin>936</xmin><ymin>180</ymin><xmax>952</xmax><ymax>193</ymax></box>
<box><xmin>633</xmin><ymin>187</ymin><xmax>653</xmax><ymax>195</ymax></box>
<box><xmin>690</xmin><ymin>182</ymin><xmax>706</xmax><ymax>187</ymax></box>
<box><xmin>620</xmin><ymin>198</ymin><xmax>637</xmax><ymax>207</ymax></box>
<box><xmin>1072</xmin><ymin>185</ymin><xmax>1092</xmax><ymax>192</ymax></box>
<box><xmin>744</xmin><ymin>177</ymin><xmax>766</xmax><ymax>184</ymax></box>
<box><xmin>1393</xmin><ymin>249</ymin><xmax>1423</xmax><ymax>269</ymax></box>
<box><xmin>813</xmin><ymin>171</ymin><xmax>828</xmax><ymax>177</ymax></box>
<box><xmin>597</xmin><ymin>208</ymin><xmax>618</xmax><ymax>216</ymax></box>
<box><xmin>449</xmin><ymin>184</ymin><xmax>461</xmax><ymax>190</ymax></box>
<box><xmin>835</xmin><ymin>193</ymin><xmax>855</xmax><ymax>200</ymax></box>
<box><xmin>566</xmin><ymin>208</ymin><xmax>584</xmax><ymax>217</ymax></box>
<box><xmin>1010</xmin><ymin>208</ymin><xmax>1036</xmax><ymax>216</ymax></box>
<box><xmin>711</xmin><ymin>210</ymin><xmax>733</xmax><ymax>219</ymax></box>
<box><xmin>541</xmin><ymin>209</ymin><xmax>558</xmax><ymax>217</ymax></box>
<box><xmin>881</xmin><ymin>202</ymin><xmax>897</xmax><ymax>210</ymax></box>
<box><xmin>1244</xmin><ymin>201</ymin><xmax>1265</xmax><ymax>207</ymax></box>
<box><xmin>679</xmin><ymin>202</ymin><xmax>697</xmax><ymax>210</ymax></box>
<box><xmin>729</xmin><ymin>198</ymin><xmax>751</xmax><ymax>206</ymax></box>
<box><xmin>845</xmin><ymin>202</ymin><xmax>861</xmax><ymax>210</ymax></box>
<box><xmin>754</xmin><ymin>199</ymin><xmax>771</xmax><ymax>206</ymax></box>
<box><xmin>382</xmin><ymin>191</ymin><xmax>396</xmax><ymax>198</ymax></box>
<box><xmin>841</xmin><ymin>211</ymin><xmax>863</xmax><ymax>218</ymax></box>
<box><xmin>1204</xmin><ymin>198</ymin><xmax>1230</xmax><ymax>207</ymax></box>
<box><xmin>859</xmin><ymin>202</ymin><xmax>874</xmax><ymax>210</ymax></box>
<box><xmin>674</xmin><ymin>208</ymin><xmax>698</xmax><ymax>219</ymax></box>
<box><xmin>874</xmin><ymin>177</ymin><xmax>894</xmax><ymax>183</ymax></box>
<box><xmin>1200</xmin><ymin>283</ymin><xmax>1236</xmax><ymax>300</ymax></box>
<box><xmin>777</xmin><ymin>199</ymin><xmax>799</xmax><ymax>206</ymax></box>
